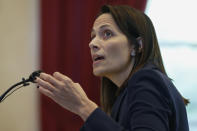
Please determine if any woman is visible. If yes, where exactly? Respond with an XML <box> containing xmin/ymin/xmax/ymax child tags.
<box><xmin>35</xmin><ymin>5</ymin><xmax>189</xmax><ymax>131</ymax></box>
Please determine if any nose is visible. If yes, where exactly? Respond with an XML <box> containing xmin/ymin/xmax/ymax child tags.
<box><xmin>89</xmin><ymin>41</ymin><xmax>100</xmax><ymax>52</ymax></box>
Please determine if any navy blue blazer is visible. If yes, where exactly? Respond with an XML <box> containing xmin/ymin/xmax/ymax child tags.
<box><xmin>80</xmin><ymin>64</ymin><xmax>189</xmax><ymax>131</ymax></box>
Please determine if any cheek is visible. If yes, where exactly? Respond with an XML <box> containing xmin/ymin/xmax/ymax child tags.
<box><xmin>105</xmin><ymin>41</ymin><xmax>130</xmax><ymax>64</ymax></box>
<box><xmin>93</xmin><ymin>40</ymin><xmax>130</xmax><ymax>77</ymax></box>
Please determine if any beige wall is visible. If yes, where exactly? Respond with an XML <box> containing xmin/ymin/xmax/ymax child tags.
<box><xmin>0</xmin><ymin>0</ymin><xmax>40</xmax><ymax>131</ymax></box>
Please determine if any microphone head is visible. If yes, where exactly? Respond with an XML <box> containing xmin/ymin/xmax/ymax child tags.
<box><xmin>29</xmin><ymin>70</ymin><xmax>42</xmax><ymax>83</ymax></box>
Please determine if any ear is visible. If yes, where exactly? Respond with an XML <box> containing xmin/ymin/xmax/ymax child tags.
<box><xmin>136</xmin><ymin>37</ymin><xmax>143</xmax><ymax>53</ymax></box>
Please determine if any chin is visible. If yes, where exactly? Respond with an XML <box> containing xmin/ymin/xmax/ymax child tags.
<box><xmin>93</xmin><ymin>68</ymin><xmax>106</xmax><ymax>77</ymax></box>
<box><xmin>93</xmin><ymin>70</ymin><xmax>103</xmax><ymax>77</ymax></box>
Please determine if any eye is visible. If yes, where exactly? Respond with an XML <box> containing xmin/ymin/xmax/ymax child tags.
<box><xmin>103</xmin><ymin>30</ymin><xmax>113</xmax><ymax>40</ymax></box>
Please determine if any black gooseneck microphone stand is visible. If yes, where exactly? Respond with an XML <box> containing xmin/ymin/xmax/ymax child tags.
<box><xmin>0</xmin><ymin>70</ymin><xmax>42</xmax><ymax>103</ymax></box>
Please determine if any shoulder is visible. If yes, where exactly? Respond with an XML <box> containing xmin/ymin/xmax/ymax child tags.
<box><xmin>128</xmin><ymin>64</ymin><xmax>170</xmax><ymax>88</ymax></box>
<box><xmin>126</xmin><ymin>64</ymin><xmax>172</xmax><ymax>106</ymax></box>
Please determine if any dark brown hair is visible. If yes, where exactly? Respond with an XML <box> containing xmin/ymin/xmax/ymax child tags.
<box><xmin>97</xmin><ymin>5</ymin><xmax>189</xmax><ymax>114</ymax></box>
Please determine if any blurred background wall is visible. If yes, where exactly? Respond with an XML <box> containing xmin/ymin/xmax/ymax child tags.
<box><xmin>0</xmin><ymin>0</ymin><xmax>40</xmax><ymax>131</ymax></box>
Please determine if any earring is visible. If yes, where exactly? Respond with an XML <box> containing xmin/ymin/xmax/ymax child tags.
<box><xmin>131</xmin><ymin>51</ymin><xmax>136</xmax><ymax>57</ymax></box>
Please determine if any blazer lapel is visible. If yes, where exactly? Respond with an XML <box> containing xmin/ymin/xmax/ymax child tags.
<box><xmin>110</xmin><ymin>88</ymin><xmax>127</xmax><ymax>121</ymax></box>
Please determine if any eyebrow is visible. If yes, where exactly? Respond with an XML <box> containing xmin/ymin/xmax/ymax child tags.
<box><xmin>91</xmin><ymin>24</ymin><xmax>111</xmax><ymax>34</ymax></box>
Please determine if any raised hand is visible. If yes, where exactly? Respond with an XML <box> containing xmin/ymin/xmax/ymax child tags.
<box><xmin>35</xmin><ymin>72</ymin><xmax>98</xmax><ymax>121</ymax></box>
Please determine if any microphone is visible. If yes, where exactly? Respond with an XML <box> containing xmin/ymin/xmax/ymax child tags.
<box><xmin>0</xmin><ymin>70</ymin><xmax>42</xmax><ymax>103</ymax></box>
<box><xmin>28</xmin><ymin>70</ymin><xmax>42</xmax><ymax>83</ymax></box>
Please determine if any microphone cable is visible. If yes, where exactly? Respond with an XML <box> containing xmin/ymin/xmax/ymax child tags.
<box><xmin>0</xmin><ymin>70</ymin><xmax>42</xmax><ymax>103</ymax></box>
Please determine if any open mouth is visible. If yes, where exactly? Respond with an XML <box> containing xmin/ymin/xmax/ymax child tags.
<box><xmin>93</xmin><ymin>55</ymin><xmax>105</xmax><ymax>66</ymax></box>
<box><xmin>94</xmin><ymin>56</ymin><xmax>105</xmax><ymax>61</ymax></box>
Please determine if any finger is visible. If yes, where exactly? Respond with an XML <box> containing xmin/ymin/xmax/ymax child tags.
<box><xmin>38</xmin><ymin>86</ymin><xmax>54</xmax><ymax>99</ymax></box>
<box><xmin>35</xmin><ymin>77</ymin><xmax>57</xmax><ymax>93</ymax></box>
<box><xmin>53</xmin><ymin>72</ymin><xmax>74</xmax><ymax>85</ymax></box>
<box><xmin>39</xmin><ymin>72</ymin><xmax>64</xmax><ymax>87</ymax></box>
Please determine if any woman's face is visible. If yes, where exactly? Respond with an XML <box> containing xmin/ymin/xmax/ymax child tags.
<box><xmin>89</xmin><ymin>13</ymin><xmax>132</xmax><ymax>77</ymax></box>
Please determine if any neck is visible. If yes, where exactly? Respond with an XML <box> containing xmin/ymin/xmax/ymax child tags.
<box><xmin>106</xmin><ymin>59</ymin><xmax>135</xmax><ymax>88</ymax></box>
